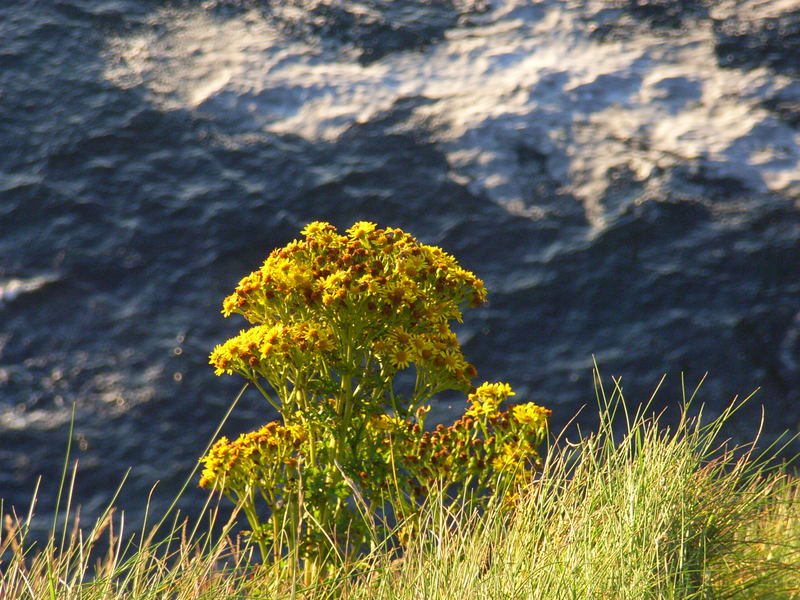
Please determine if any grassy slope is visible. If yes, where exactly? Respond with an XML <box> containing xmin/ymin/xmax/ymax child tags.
<box><xmin>1</xmin><ymin>378</ymin><xmax>798</xmax><ymax>599</ymax></box>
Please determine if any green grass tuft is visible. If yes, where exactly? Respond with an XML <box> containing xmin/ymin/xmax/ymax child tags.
<box><xmin>2</xmin><ymin>373</ymin><xmax>798</xmax><ymax>599</ymax></box>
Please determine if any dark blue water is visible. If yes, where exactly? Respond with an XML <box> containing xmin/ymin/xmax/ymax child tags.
<box><xmin>1</xmin><ymin>0</ymin><xmax>799</xmax><ymax>536</ymax></box>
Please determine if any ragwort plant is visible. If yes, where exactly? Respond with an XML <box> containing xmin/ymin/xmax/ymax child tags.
<box><xmin>198</xmin><ymin>221</ymin><xmax>550</xmax><ymax>582</ymax></box>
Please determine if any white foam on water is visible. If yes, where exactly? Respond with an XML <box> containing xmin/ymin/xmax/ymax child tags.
<box><xmin>103</xmin><ymin>0</ymin><xmax>800</xmax><ymax>227</ymax></box>
<box><xmin>0</xmin><ymin>274</ymin><xmax>58</xmax><ymax>307</ymax></box>
<box><xmin>0</xmin><ymin>407</ymin><xmax>73</xmax><ymax>431</ymax></box>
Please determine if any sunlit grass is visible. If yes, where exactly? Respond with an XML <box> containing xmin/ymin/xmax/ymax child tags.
<box><xmin>2</xmin><ymin>373</ymin><xmax>798</xmax><ymax>599</ymax></box>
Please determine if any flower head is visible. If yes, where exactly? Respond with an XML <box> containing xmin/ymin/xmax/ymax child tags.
<box><xmin>511</xmin><ymin>402</ymin><xmax>551</xmax><ymax>427</ymax></box>
<box><xmin>346</xmin><ymin>221</ymin><xmax>377</xmax><ymax>239</ymax></box>
<box><xmin>390</xmin><ymin>348</ymin><xmax>412</xmax><ymax>370</ymax></box>
<box><xmin>465</xmin><ymin>381</ymin><xmax>515</xmax><ymax>418</ymax></box>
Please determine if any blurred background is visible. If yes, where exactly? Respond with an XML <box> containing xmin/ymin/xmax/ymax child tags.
<box><xmin>1</xmin><ymin>0</ymin><xmax>799</xmax><ymax>535</ymax></box>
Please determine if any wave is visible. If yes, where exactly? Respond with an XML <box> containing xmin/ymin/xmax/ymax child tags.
<box><xmin>0</xmin><ymin>274</ymin><xmax>59</xmax><ymax>307</ymax></box>
<box><xmin>101</xmin><ymin>0</ymin><xmax>800</xmax><ymax>227</ymax></box>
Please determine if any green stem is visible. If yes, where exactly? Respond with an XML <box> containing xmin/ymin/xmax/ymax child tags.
<box><xmin>252</xmin><ymin>379</ymin><xmax>281</xmax><ymax>413</ymax></box>
<box><xmin>271</xmin><ymin>505</ymin><xmax>281</xmax><ymax>561</ymax></box>
<box><xmin>241</xmin><ymin>487</ymin><xmax>268</xmax><ymax>562</ymax></box>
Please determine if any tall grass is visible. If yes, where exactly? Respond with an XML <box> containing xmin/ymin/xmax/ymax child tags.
<box><xmin>2</xmin><ymin>374</ymin><xmax>798</xmax><ymax>599</ymax></box>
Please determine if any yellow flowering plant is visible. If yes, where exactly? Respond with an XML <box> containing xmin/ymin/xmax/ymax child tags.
<box><xmin>199</xmin><ymin>221</ymin><xmax>551</xmax><ymax>581</ymax></box>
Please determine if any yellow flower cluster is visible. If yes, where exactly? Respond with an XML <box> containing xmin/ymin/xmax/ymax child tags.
<box><xmin>465</xmin><ymin>382</ymin><xmax>515</xmax><ymax>417</ymax></box>
<box><xmin>386</xmin><ymin>381</ymin><xmax>551</xmax><ymax>496</ymax></box>
<box><xmin>491</xmin><ymin>440</ymin><xmax>540</xmax><ymax>474</ymax></box>
<box><xmin>212</xmin><ymin>221</ymin><xmax>487</xmax><ymax>391</ymax></box>
<box><xmin>199</xmin><ymin>421</ymin><xmax>307</xmax><ymax>492</ymax></box>
<box><xmin>373</xmin><ymin>326</ymin><xmax>475</xmax><ymax>379</ymax></box>
<box><xmin>210</xmin><ymin>321</ymin><xmax>336</xmax><ymax>377</ymax></box>
<box><xmin>200</xmin><ymin>222</ymin><xmax>552</xmax><ymax>566</ymax></box>
<box><xmin>369</xmin><ymin>413</ymin><xmax>407</xmax><ymax>431</ymax></box>
<box><xmin>511</xmin><ymin>402</ymin><xmax>550</xmax><ymax>431</ymax></box>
